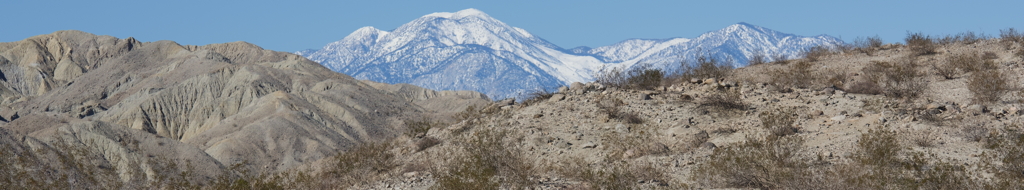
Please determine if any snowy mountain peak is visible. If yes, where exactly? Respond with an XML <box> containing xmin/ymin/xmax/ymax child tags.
<box><xmin>300</xmin><ymin>11</ymin><xmax>842</xmax><ymax>99</ymax></box>
<box><xmin>423</xmin><ymin>8</ymin><xmax>490</xmax><ymax>19</ymax></box>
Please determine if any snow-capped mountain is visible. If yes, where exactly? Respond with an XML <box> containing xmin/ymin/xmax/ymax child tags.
<box><xmin>298</xmin><ymin>9</ymin><xmax>841</xmax><ymax>99</ymax></box>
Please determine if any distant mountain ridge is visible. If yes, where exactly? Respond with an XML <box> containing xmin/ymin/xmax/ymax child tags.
<box><xmin>298</xmin><ymin>9</ymin><xmax>842</xmax><ymax>99</ymax></box>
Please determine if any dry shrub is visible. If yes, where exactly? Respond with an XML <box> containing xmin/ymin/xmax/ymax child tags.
<box><xmin>846</xmin><ymin>80</ymin><xmax>883</xmax><ymax>95</ymax></box>
<box><xmin>1000</xmin><ymin>28</ymin><xmax>1024</xmax><ymax>45</ymax></box>
<box><xmin>677</xmin><ymin>55</ymin><xmax>733</xmax><ymax>80</ymax></box>
<box><xmin>520</xmin><ymin>89</ymin><xmax>554</xmax><ymax>106</ymax></box>
<box><xmin>557</xmin><ymin>158</ymin><xmax>675</xmax><ymax>189</ymax></box>
<box><xmin>982</xmin><ymin>51</ymin><xmax>999</xmax><ymax>60</ymax></box>
<box><xmin>803</xmin><ymin>45</ymin><xmax>833</xmax><ymax>61</ymax></box>
<box><xmin>759</xmin><ymin>108</ymin><xmax>798</xmax><ymax>137</ymax></box>
<box><xmin>697</xmin><ymin>89</ymin><xmax>747</xmax><ymax>113</ymax></box>
<box><xmin>321</xmin><ymin>142</ymin><xmax>396</xmax><ymax>187</ymax></box>
<box><xmin>771</xmin><ymin>53</ymin><xmax>790</xmax><ymax>64</ymax></box>
<box><xmin>862</xmin><ymin>59</ymin><xmax>926</xmax><ymax>99</ymax></box>
<box><xmin>911</xmin><ymin>130</ymin><xmax>937</xmax><ymax>147</ymax></box>
<box><xmin>983</xmin><ymin>126</ymin><xmax>1024</xmax><ymax>188</ymax></box>
<box><xmin>433</xmin><ymin>129</ymin><xmax>533</xmax><ymax>189</ymax></box>
<box><xmin>769</xmin><ymin>60</ymin><xmax>815</xmax><ymax>89</ymax></box>
<box><xmin>937</xmin><ymin>31</ymin><xmax>983</xmax><ymax>45</ymax></box>
<box><xmin>405</xmin><ymin>119</ymin><xmax>443</xmax><ymax>137</ymax></box>
<box><xmin>906</xmin><ymin>32</ymin><xmax>937</xmax><ymax>56</ymax></box>
<box><xmin>968</xmin><ymin>63</ymin><xmax>1009</xmax><ymax>103</ymax></box>
<box><xmin>935</xmin><ymin>52</ymin><xmax>981</xmax><ymax>79</ymax></box>
<box><xmin>748</xmin><ymin>51</ymin><xmax>769</xmax><ymax>65</ymax></box>
<box><xmin>597</xmin><ymin>97</ymin><xmax>643</xmax><ymax>124</ymax></box>
<box><xmin>853</xmin><ymin>36</ymin><xmax>884</xmax><ymax>55</ymax></box>
<box><xmin>693</xmin><ymin>136</ymin><xmax>810</xmax><ymax>189</ymax></box>
<box><xmin>595</xmin><ymin>63</ymin><xmax>664</xmax><ymax>90</ymax></box>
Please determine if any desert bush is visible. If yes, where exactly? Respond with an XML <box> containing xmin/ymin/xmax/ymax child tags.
<box><xmin>771</xmin><ymin>53</ymin><xmax>790</xmax><ymax>64</ymax></box>
<box><xmin>697</xmin><ymin>89</ymin><xmax>747</xmax><ymax>112</ymax></box>
<box><xmin>935</xmin><ymin>52</ymin><xmax>982</xmax><ymax>79</ymax></box>
<box><xmin>759</xmin><ymin>108</ymin><xmax>798</xmax><ymax>138</ymax></box>
<box><xmin>520</xmin><ymin>88</ymin><xmax>554</xmax><ymax>106</ymax></box>
<box><xmin>1000</xmin><ymin>28</ymin><xmax>1024</xmax><ymax>45</ymax></box>
<box><xmin>319</xmin><ymin>142</ymin><xmax>396</xmax><ymax>187</ymax></box>
<box><xmin>597</xmin><ymin>97</ymin><xmax>643</xmax><ymax>124</ymax></box>
<box><xmin>557</xmin><ymin>158</ymin><xmax>675</xmax><ymax>189</ymax></box>
<box><xmin>968</xmin><ymin>65</ymin><xmax>1009</xmax><ymax>103</ymax></box>
<box><xmin>845</xmin><ymin>80</ymin><xmax>883</xmax><ymax>95</ymax></box>
<box><xmin>983</xmin><ymin>126</ymin><xmax>1024</xmax><ymax>188</ymax></box>
<box><xmin>405</xmin><ymin>119</ymin><xmax>443</xmax><ymax>137</ymax></box>
<box><xmin>937</xmin><ymin>31</ymin><xmax>983</xmax><ymax>45</ymax></box>
<box><xmin>677</xmin><ymin>55</ymin><xmax>733</xmax><ymax>81</ymax></box>
<box><xmin>434</xmin><ymin>129</ymin><xmax>533</xmax><ymax>189</ymax></box>
<box><xmin>693</xmin><ymin>136</ymin><xmax>809</xmax><ymax>189</ymax></box>
<box><xmin>595</xmin><ymin>63</ymin><xmax>665</xmax><ymax>90</ymax></box>
<box><xmin>853</xmin><ymin>36</ymin><xmax>883</xmax><ymax>55</ymax></box>
<box><xmin>748</xmin><ymin>51</ymin><xmax>769</xmax><ymax>65</ymax></box>
<box><xmin>769</xmin><ymin>60</ymin><xmax>815</xmax><ymax>89</ymax></box>
<box><xmin>862</xmin><ymin>59</ymin><xmax>926</xmax><ymax>99</ymax></box>
<box><xmin>906</xmin><ymin>32</ymin><xmax>937</xmax><ymax>55</ymax></box>
<box><xmin>982</xmin><ymin>51</ymin><xmax>999</xmax><ymax>60</ymax></box>
<box><xmin>803</xmin><ymin>45</ymin><xmax>833</xmax><ymax>61</ymax></box>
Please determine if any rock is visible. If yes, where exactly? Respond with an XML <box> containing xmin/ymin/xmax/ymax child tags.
<box><xmin>822</xmin><ymin>87</ymin><xmax>835</xmax><ymax>95</ymax></box>
<box><xmin>581</xmin><ymin>142</ymin><xmax>597</xmax><ymax>149</ymax></box>
<box><xmin>967</xmin><ymin>104</ymin><xmax>987</xmax><ymax>115</ymax></box>
<box><xmin>722</xmin><ymin>81</ymin><xmax>737</xmax><ymax>87</ymax></box>
<box><xmin>558</xmin><ymin>86</ymin><xmax>570</xmax><ymax>93</ymax></box>
<box><xmin>549</xmin><ymin>94</ymin><xmax>566</xmax><ymax>102</ymax></box>
<box><xmin>1009</xmin><ymin>107</ymin><xmax>1020</xmax><ymax>115</ymax></box>
<box><xmin>569</xmin><ymin>82</ymin><xmax>585</xmax><ymax>91</ymax></box>
<box><xmin>830</xmin><ymin>115</ymin><xmax>847</xmax><ymax>121</ymax></box>
<box><xmin>403</xmin><ymin>172</ymin><xmax>419</xmax><ymax>178</ymax></box>
<box><xmin>700</xmin><ymin>142</ymin><xmax>717</xmax><ymax>149</ymax></box>
<box><xmin>690</xmin><ymin>78</ymin><xmax>702</xmax><ymax>84</ymax></box>
<box><xmin>703</xmin><ymin>78</ymin><xmax>717</xmax><ymax>84</ymax></box>
<box><xmin>615</xmin><ymin>124</ymin><xmax>630</xmax><ymax>133</ymax></box>
<box><xmin>811</xmin><ymin>109</ymin><xmax>827</xmax><ymax>115</ymax></box>
<box><xmin>925</xmin><ymin>103</ymin><xmax>946</xmax><ymax>111</ymax></box>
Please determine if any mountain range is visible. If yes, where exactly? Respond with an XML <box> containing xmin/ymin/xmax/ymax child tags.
<box><xmin>298</xmin><ymin>8</ymin><xmax>842</xmax><ymax>99</ymax></box>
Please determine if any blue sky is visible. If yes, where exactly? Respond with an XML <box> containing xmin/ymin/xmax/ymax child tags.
<box><xmin>3</xmin><ymin>0</ymin><xmax>1022</xmax><ymax>52</ymax></box>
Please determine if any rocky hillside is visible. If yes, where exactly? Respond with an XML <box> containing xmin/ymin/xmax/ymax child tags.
<box><xmin>331</xmin><ymin>33</ymin><xmax>1024</xmax><ymax>189</ymax></box>
<box><xmin>0</xmin><ymin>31</ymin><xmax>488</xmax><ymax>188</ymax></box>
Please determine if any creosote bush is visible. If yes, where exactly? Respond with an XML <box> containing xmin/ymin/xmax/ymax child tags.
<box><xmin>694</xmin><ymin>136</ymin><xmax>809</xmax><ymax>189</ymax></box>
<box><xmin>935</xmin><ymin>52</ymin><xmax>982</xmax><ymax>79</ymax></box>
<box><xmin>595</xmin><ymin>63</ymin><xmax>664</xmax><ymax>90</ymax></box>
<box><xmin>852</xmin><ymin>35</ymin><xmax>884</xmax><ymax>55</ymax></box>
<box><xmin>759</xmin><ymin>108</ymin><xmax>798</xmax><ymax>137</ymax></box>
<box><xmin>557</xmin><ymin>158</ymin><xmax>675</xmax><ymax>189</ymax></box>
<box><xmin>803</xmin><ymin>45</ymin><xmax>833</xmax><ymax>61</ymax></box>
<box><xmin>433</xmin><ymin>129</ymin><xmax>534</xmax><ymax>190</ymax></box>
<box><xmin>906</xmin><ymin>32</ymin><xmax>937</xmax><ymax>56</ymax></box>
<box><xmin>862</xmin><ymin>58</ymin><xmax>926</xmax><ymax>99</ymax></box>
<box><xmin>676</xmin><ymin>55</ymin><xmax>733</xmax><ymax>81</ymax></box>
<box><xmin>697</xmin><ymin>89</ymin><xmax>747</xmax><ymax>113</ymax></box>
<box><xmin>321</xmin><ymin>142</ymin><xmax>397</xmax><ymax>187</ymax></box>
<box><xmin>748</xmin><ymin>51</ymin><xmax>769</xmax><ymax>65</ymax></box>
<box><xmin>968</xmin><ymin>63</ymin><xmax>1010</xmax><ymax>104</ymax></box>
<box><xmin>1000</xmin><ymin>28</ymin><xmax>1024</xmax><ymax>45</ymax></box>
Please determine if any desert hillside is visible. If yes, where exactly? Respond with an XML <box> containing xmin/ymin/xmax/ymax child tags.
<box><xmin>344</xmin><ymin>32</ymin><xmax>1024</xmax><ymax>189</ymax></box>
<box><xmin>0</xmin><ymin>31</ymin><xmax>488</xmax><ymax>189</ymax></box>
<box><xmin>3</xmin><ymin>30</ymin><xmax>1024</xmax><ymax>190</ymax></box>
